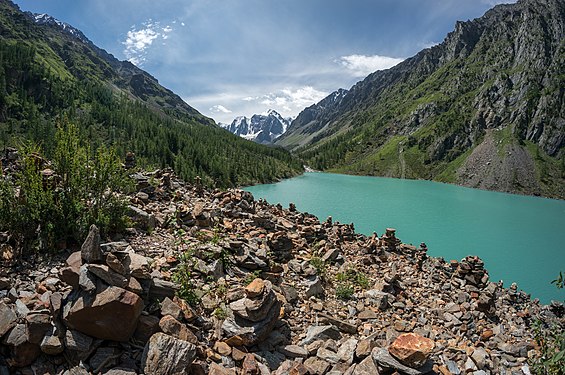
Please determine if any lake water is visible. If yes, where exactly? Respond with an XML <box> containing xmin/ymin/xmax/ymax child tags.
<box><xmin>245</xmin><ymin>172</ymin><xmax>565</xmax><ymax>304</ymax></box>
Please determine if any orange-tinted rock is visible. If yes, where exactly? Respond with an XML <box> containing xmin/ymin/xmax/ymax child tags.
<box><xmin>245</xmin><ymin>278</ymin><xmax>265</xmax><ymax>298</ymax></box>
<box><xmin>389</xmin><ymin>332</ymin><xmax>435</xmax><ymax>368</ymax></box>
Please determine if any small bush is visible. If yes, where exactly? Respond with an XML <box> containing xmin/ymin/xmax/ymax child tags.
<box><xmin>335</xmin><ymin>283</ymin><xmax>354</xmax><ymax>300</ymax></box>
<box><xmin>172</xmin><ymin>249</ymin><xmax>200</xmax><ymax>306</ymax></box>
<box><xmin>310</xmin><ymin>256</ymin><xmax>327</xmax><ymax>277</ymax></box>
<box><xmin>0</xmin><ymin>121</ymin><xmax>129</xmax><ymax>254</ymax></box>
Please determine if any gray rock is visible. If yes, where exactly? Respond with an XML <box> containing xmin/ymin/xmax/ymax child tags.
<box><xmin>149</xmin><ymin>278</ymin><xmax>179</xmax><ymax>299</ymax></box>
<box><xmin>299</xmin><ymin>325</ymin><xmax>341</xmax><ymax>346</ymax></box>
<box><xmin>471</xmin><ymin>347</ymin><xmax>488</xmax><ymax>369</ymax></box>
<box><xmin>337</xmin><ymin>338</ymin><xmax>358</xmax><ymax>364</ymax></box>
<box><xmin>0</xmin><ymin>302</ymin><xmax>18</xmax><ymax>336</ymax></box>
<box><xmin>142</xmin><ymin>333</ymin><xmax>196</xmax><ymax>375</ymax></box>
<box><xmin>372</xmin><ymin>348</ymin><xmax>433</xmax><ymax>375</ymax></box>
<box><xmin>40</xmin><ymin>329</ymin><xmax>64</xmax><ymax>355</ymax></box>
<box><xmin>15</xmin><ymin>298</ymin><xmax>30</xmax><ymax>318</ymax></box>
<box><xmin>352</xmin><ymin>355</ymin><xmax>379</xmax><ymax>375</ymax></box>
<box><xmin>304</xmin><ymin>357</ymin><xmax>331</xmax><ymax>375</ymax></box>
<box><xmin>88</xmin><ymin>264</ymin><xmax>128</xmax><ymax>288</ymax></box>
<box><xmin>81</xmin><ymin>224</ymin><xmax>102</xmax><ymax>263</ymax></box>
<box><xmin>127</xmin><ymin>205</ymin><xmax>156</xmax><ymax>231</ymax></box>
<box><xmin>78</xmin><ymin>265</ymin><xmax>96</xmax><ymax>292</ymax></box>
<box><xmin>318</xmin><ymin>312</ymin><xmax>357</xmax><ymax>334</ymax></box>
<box><xmin>160</xmin><ymin>297</ymin><xmax>183</xmax><ymax>320</ymax></box>
<box><xmin>446</xmin><ymin>360</ymin><xmax>461</xmax><ymax>374</ymax></box>
<box><xmin>3</xmin><ymin>323</ymin><xmax>27</xmax><ymax>346</ymax></box>
<box><xmin>65</xmin><ymin>329</ymin><xmax>93</xmax><ymax>352</ymax></box>
<box><xmin>305</xmin><ymin>277</ymin><xmax>324</xmax><ymax>298</ymax></box>
<box><xmin>123</xmin><ymin>252</ymin><xmax>151</xmax><ymax>279</ymax></box>
<box><xmin>63</xmin><ymin>367</ymin><xmax>90</xmax><ymax>375</ymax></box>
<box><xmin>317</xmin><ymin>347</ymin><xmax>341</xmax><ymax>364</ymax></box>
<box><xmin>222</xmin><ymin>297</ymin><xmax>281</xmax><ymax>346</ymax></box>
<box><xmin>278</xmin><ymin>344</ymin><xmax>308</xmax><ymax>358</ymax></box>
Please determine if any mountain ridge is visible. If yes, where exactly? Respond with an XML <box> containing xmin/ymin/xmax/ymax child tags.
<box><xmin>0</xmin><ymin>0</ymin><xmax>303</xmax><ymax>186</ymax></box>
<box><xmin>220</xmin><ymin>109</ymin><xmax>292</xmax><ymax>144</ymax></box>
<box><xmin>278</xmin><ymin>0</ymin><xmax>565</xmax><ymax>199</ymax></box>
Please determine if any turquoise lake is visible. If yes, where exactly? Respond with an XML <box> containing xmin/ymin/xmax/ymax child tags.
<box><xmin>245</xmin><ymin>172</ymin><xmax>565</xmax><ymax>304</ymax></box>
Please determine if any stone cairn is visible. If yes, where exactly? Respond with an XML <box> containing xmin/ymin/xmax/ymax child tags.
<box><xmin>381</xmin><ymin>227</ymin><xmax>401</xmax><ymax>250</ymax></box>
<box><xmin>222</xmin><ymin>278</ymin><xmax>281</xmax><ymax>347</ymax></box>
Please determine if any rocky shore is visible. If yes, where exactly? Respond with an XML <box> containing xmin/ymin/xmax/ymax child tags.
<box><xmin>0</xmin><ymin>165</ymin><xmax>563</xmax><ymax>374</ymax></box>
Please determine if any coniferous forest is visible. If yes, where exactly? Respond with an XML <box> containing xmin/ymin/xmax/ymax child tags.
<box><xmin>0</xmin><ymin>1</ymin><xmax>302</xmax><ymax>187</ymax></box>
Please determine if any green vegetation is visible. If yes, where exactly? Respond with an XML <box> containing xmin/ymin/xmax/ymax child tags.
<box><xmin>0</xmin><ymin>8</ymin><xmax>302</xmax><ymax>189</ymax></box>
<box><xmin>334</xmin><ymin>266</ymin><xmax>370</xmax><ymax>300</ymax></box>
<box><xmin>171</xmin><ymin>248</ymin><xmax>200</xmax><ymax>306</ymax></box>
<box><xmin>529</xmin><ymin>272</ymin><xmax>565</xmax><ymax>374</ymax></box>
<box><xmin>0</xmin><ymin>122</ymin><xmax>129</xmax><ymax>254</ymax></box>
<box><xmin>335</xmin><ymin>283</ymin><xmax>354</xmax><ymax>300</ymax></box>
<box><xmin>287</xmin><ymin>7</ymin><xmax>565</xmax><ymax>198</ymax></box>
<box><xmin>309</xmin><ymin>256</ymin><xmax>327</xmax><ymax>278</ymax></box>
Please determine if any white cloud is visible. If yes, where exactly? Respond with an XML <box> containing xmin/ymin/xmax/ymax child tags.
<box><xmin>209</xmin><ymin>105</ymin><xmax>232</xmax><ymax>114</ymax></box>
<box><xmin>122</xmin><ymin>21</ymin><xmax>175</xmax><ymax>66</ymax></box>
<box><xmin>258</xmin><ymin>86</ymin><xmax>328</xmax><ymax>111</ymax></box>
<box><xmin>338</xmin><ymin>54</ymin><xmax>404</xmax><ymax>77</ymax></box>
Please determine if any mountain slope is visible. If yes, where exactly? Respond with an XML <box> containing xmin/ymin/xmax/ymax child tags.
<box><xmin>220</xmin><ymin>109</ymin><xmax>292</xmax><ymax>144</ymax></box>
<box><xmin>0</xmin><ymin>0</ymin><xmax>302</xmax><ymax>186</ymax></box>
<box><xmin>279</xmin><ymin>0</ymin><xmax>565</xmax><ymax>199</ymax></box>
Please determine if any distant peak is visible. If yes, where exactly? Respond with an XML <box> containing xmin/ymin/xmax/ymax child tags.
<box><xmin>29</xmin><ymin>12</ymin><xmax>89</xmax><ymax>43</ymax></box>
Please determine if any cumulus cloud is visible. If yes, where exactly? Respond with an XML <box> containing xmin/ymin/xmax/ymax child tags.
<box><xmin>338</xmin><ymin>54</ymin><xmax>404</xmax><ymax>77</ymax></box>
<box><xmin>258</xmin><ymin>87</ymin><xmax>328</xmax><ymax>112</ymax></box>
<box><xmin>209</xmin><ymin>105</ymin><xmax>232</xmax><ymax>114</ymax></box>
<box><xmin>123</xmin><ymin>21</ymin><xmax>175</xmax><ymax>66</ymax></box>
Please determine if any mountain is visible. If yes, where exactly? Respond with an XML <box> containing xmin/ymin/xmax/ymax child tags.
<box><xmin>276</xmin><ymin>88</ymin><xmax>348</xmax><ymax>149</ymax></box>
<box><xmin>278</xmin><ymin>0</ymin><xmax>565</xmax><ymax>199</ymax></box>
<box><xmin>220</xmin><ymin>110</ymin><xmax>292</xmax><ymax>144</ymax></box>
<box><xmin>0</xmin><ymin>0</ymin><xmax>302</xmax><ymax>186</ymax></box>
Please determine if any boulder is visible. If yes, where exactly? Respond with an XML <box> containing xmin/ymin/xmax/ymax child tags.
<box><xmin>142</xmin><ymin>333</ymin><xmax>196</xmax><ymax>375</ymax></box>
<box><xmin>388</xmin><ymin>333</ymin><xmax>435</xmax><ymax>368</ymax></box>
<box><xmin>0</xmin><ymin>302</ymin><xmax>17</xmax><ymax>336</ymax></box>
<box><xmin>64</xmin><ymin>286</ymin><xmax>143</xmax><ymax>341</ymax></box>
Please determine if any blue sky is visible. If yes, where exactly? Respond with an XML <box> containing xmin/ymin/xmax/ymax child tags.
<box><xmin>15</xmin><ymin>0</ymin><xmax>514</xmax><ymax>124</ymax></box>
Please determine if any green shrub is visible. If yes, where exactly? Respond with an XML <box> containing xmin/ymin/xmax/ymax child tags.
<box><xmin>0</xmin><ymin>121</ymin><xmax>129</xmax><ymax>254</ymax></box>
<box><xmin>172</xmin><ymin>249</ymin><xmax>200</xmax><ymax>306</ymax></box>
<box><xmin>310</xmin><ymin>256</ymin><xmax>327</xmax><ymax>277</ymax></box>
<box><xmin>529</xmin><ymin>272</ymin><xmax>565</xmax><ymax>374</ymax></box>
<box><xmin>335</xmin><ymin>283</ymin><xmax>354</xmax><ymax>300</ymax></box>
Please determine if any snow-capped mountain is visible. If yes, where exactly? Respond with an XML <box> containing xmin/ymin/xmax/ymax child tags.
<box><xmin>219</xmin><ymin>109</ymin><xmax>293</xmax><ymax>144</ymax></box>
<box><xmin>30</xmin><ymin>13</ymin><xmax>90</xmax><ymax>43</ymax></box>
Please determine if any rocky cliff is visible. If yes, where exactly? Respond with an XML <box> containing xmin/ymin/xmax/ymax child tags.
<box><xmin>278</xmin><ymin>0</ymin><xmax>565</xmax><ymax>199</ymax></box>
<box><xmin>0</xmin><ymin>153</ymin><xmax>562</xmax><ymax>374</ymax></box>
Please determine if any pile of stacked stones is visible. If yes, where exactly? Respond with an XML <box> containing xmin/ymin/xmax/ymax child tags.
<box><xmin>0</xmin><ymin>166</ymin><xmax>563</xmax><ymax>374</ymax></box>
